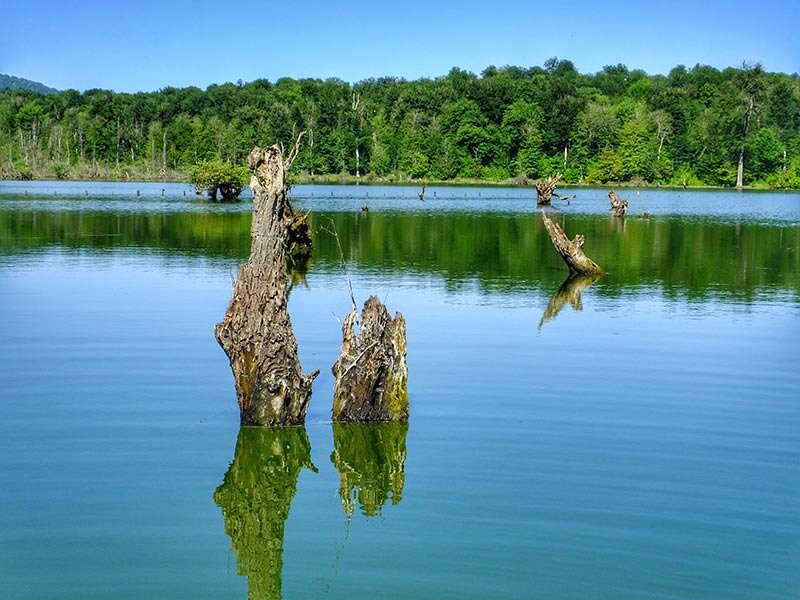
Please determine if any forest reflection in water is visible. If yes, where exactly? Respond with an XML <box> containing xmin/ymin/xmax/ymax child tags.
<box><xmin>214</xmin><ymin>423</ymin><xmax>409</xmax><ymax>599</ymax></box>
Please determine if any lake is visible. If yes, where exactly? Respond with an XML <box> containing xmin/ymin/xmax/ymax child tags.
<box><xmin>1</xmin><ymin>181</ymin><xmax>798</xmax><ymax>599</ymax></box>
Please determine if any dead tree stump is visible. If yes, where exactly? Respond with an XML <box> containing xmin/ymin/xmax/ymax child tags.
<box><xmin>540</xmin><ymin>209</ymin><xmax>603</xmax><ymax>276</ymax></box>
<box><xmin>536</xmin><ymin>173</ymin><xmax>563</xmax><ymax>205</ymax></box>
<box><xmin>214</xmin><ymin>142</ymin><xmax>319</xmax><ymax>426</ymax></box>
<box><xmin>332</xmin><ymin>295</ymin><xmax>408</xmax><ymax>422</ymax></box>
<box><xmin>608</xmin><ymin>190</ymin><xmax>629</xmax><ymax>217</ymax></box>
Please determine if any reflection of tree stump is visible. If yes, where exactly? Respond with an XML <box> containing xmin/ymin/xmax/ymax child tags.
<box><xmin>213</xmin><ymin>427</ymin><xmax>316</xmax><ymax>600</ymax></box>
<box><xmin>332</xmin><ymin>296</ymin><xmax>408</xmax><ymax>422</ymax></box>
<box><xmin>215</xmin><ymin>143</ymin><xmax>318</xmax><ymax>426</ymax></box>
<box><xmin>330</xmin><ymin>422</ymin><xmax>408</xmax><ymax>516</ymax></box>
<box><xmin>536</xmin><ymin>173</ymin><xmax>563</xmax><ymax>205</ymax></box>
<box><xmin>540</xmin><ymin>210</ymin><xmax>603</xmax><ymax>276</ymax></box>
<box><xmin>608</xmin><ymin>190</ymin><xmax>628</xmax><ymax>217</ymax></box>
<box><xmin>538</xmin><ymin>274</ymin><xmax>601</xmax><ymax>330</ymax></box>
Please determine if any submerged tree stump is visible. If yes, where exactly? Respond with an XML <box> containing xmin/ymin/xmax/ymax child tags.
<box><xmin>214</xmin><ymin>142</ymin><xmax>318</xmax><ymax>426</ymax></box>
<box><xmin>536</xmin><ymin>173</ymin><xmax>563</xmax><ymax>205</ymax></box>
<box><xmin>332</xmin><ymin>295</ymin><xmax>408</xmax><ymax>422</ymax></box>
<box><xmin>540</xmin><ymin>209</ymin><xmax>603</xmax><ymax>276</ymax></box>
<box><xmin>608</xmin><ymin>190</ymin><xmax>629</xmax><ymax>217</ymax></box>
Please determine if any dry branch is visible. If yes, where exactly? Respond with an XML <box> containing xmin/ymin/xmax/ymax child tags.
<box><xmin>536</xmin><ymin>173</ymin><xmax>563</xmax><ymax>205</ymax></box>
<box><xmin>608</xmin><ymin>190</ymin><xmax>629</xmax><ymax>217</ymax></box>
<box><xmin>540</xmin><ymin>209</ymin><xmax>603</xmax><ymax>276</ymax></box>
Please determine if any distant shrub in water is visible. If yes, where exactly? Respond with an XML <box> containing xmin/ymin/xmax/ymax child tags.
<box><xmin>189</xmin><ymin>161</ymin><xmax>250</xmax><ymax>201</ymax></box>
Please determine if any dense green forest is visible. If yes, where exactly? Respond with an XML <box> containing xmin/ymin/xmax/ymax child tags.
<box><xmin>1</xmin><ymin>60</ymin><xmax>798</xmax><ymax>187</ymax></box>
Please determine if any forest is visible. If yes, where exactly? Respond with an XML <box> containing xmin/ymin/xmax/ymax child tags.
<box><xmin>1</xmin><ymin>59</ymin><xmax>798</xmax><ymax>188</ymax></box>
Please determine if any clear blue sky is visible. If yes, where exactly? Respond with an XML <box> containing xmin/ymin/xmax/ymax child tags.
<box><xmin>3</xmin><ymin>0</ymin><xmax>798</xmax><ymax>92</ymax></box>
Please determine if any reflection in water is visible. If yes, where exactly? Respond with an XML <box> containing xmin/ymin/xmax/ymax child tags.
<box><xmin>539</xmin><ymin>274</ymin><xmax>601</xmax><ymax>330</ymax></box>
<box><xmin>213</xmin><ymin>427</ymin><xmax>316</xmax><ymax>600</ymax></box>
<box><xmin>330</xmin><ymin>423</ymin><xmax>408</xmax><ymax>517</ymax></box>
<box><xmin>2</xmin><ymin>207</ymin><xmax>798</xmax><ymax>300</ymax></box>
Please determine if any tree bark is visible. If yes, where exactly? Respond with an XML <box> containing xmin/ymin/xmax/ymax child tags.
<box><xmin>608</xmin><ymin>190</ymin><xmax>628</xmax><ymax>217</ymax></box>
<box><xmin>332</xmin><ymin>295</ymin><xmax>408</xmax><ymax>422</ymax></box>
<box><xmin>214</xmin><ymin>143</ymin><xmax>318</xmax><ymax>426</ymax></box>
<box><xmin>540</xmin><ymin>209</ymin><xmax>603</xmax><ymax>276</ymax></box>
<box><xmin>536</xmin><ymin>173</ymin><xmax>563</xmax><ymax>205</ymax></box>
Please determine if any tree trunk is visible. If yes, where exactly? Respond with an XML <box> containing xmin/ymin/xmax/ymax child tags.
<box><xmin>332</xmin><ymin>295</ymin><xmax>408</xmax><ymax>422</ymax></box>
<box><xmin>608</xmin><ymin>190</ymin><xmax>628</xmax><ymax>217</ymax></box>
<box><xmin>736</xmin><ymin>148</ymin><xmax>745</xmax><ymax>189</ymax></box>
<box><xmin>214</xmin><ymin>144</ymin><xmax>318</xmax><ymax>426</ymax></box>
<box><xmin>536</xmin><ymin>173</ymin><xmax>563</xmax><ymax>205</ymax></box>
<box><xmin>540</xmin><ymin>209</ymin><xmax>603</xmax><ymax>276</ymax></box>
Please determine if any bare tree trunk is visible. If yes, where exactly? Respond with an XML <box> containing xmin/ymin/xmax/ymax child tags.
<box><xmin>540</xmin><ymin>209</ymin><xmax>603</xmax><ymax>276</ymax></box>
<box><xmin>536</xmin><ymin>173</ymin><xmax>563</xmax><ymax>205</ymax></box>
<box><xmin>608</xmin><ymin>190</ymin><xmax>628</xmax><ymax>217</ymax></box>
<box><xmin>736</xmin><ymin>148</ymin><xmax>745</xmax><ymax>189</ymax></box>
<box><xmin>215</xmin><ymin>141</ymin><xmax>318</xmax><ymax>426</ymax></box>
<box><xmin>332</xmin><ymin>295</ymin><xmax>408</xmax><ymax>422</ymax></box>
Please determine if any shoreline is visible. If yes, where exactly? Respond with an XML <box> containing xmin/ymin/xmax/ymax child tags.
<box><xmin>1</xmin><ymin>176</ymin><xmax>797</xmax><ymax>193</ymax></box>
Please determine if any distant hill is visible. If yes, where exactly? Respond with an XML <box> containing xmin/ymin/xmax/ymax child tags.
<box><xmin>0</xmin><ymin>74</ymin><xmax>59</xmax><ymax>95</ymax></box>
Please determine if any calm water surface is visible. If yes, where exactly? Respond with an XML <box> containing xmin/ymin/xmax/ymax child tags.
<box><xmin>1</xmin><ymin>182</ymin><xmax>799</xmax><ymax>599</ymax></box>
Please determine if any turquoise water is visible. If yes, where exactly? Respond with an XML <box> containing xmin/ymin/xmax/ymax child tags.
<box><xmin>1</xmin><ymin>182</ymin><xmax>799</xmax><ymax>599</ymax></box>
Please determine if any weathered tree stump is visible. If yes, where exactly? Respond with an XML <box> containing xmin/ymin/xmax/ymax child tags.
<box><xmin>332</xmin><ymin>295</ymin><xmax>408</xmax><ymax>422</ymax></box>
<box><xmin>608</xmin><ymin>190</ymin><xmax>629</xmax><ymax>217</ymax></box>
<box><xmin>538</xmin><ymin>273</ymin><xmax>601</xmax><ymax>330</ymax></box>
<box><xmin>214</xmin><ymin>426</ymin><xmax>316</xmax><ymax>599</ymax></box>
<box><xmin>536</xmin><ymin>173</ymin><xmax>563</xmax><ymax>205</ymax></box>
<box><xmin>215</xmin><ymin>142</ymin><xmax>318</xmax><ymax>426</ymax></box>
<box><xmin>330</xmin><ymin>422</ymin><xmax>408</xmax><ymax>516</ymax></box>
<box><xmin>540</xmin><ymin>209</ymin><xmax>603</xmax><ymax>276</ymax></box>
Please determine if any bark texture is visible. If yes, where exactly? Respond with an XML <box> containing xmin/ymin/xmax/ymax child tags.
<box><xmin>215</xmin><ymin>144</ymin><xmax>318</xmax><ymax>426</ymax></box>
<box><xmin>608</xmin><ymin>190</ymin><xmax>629</xmax><ymax>217</ymax></box>
<box><xmin>332</xmin><ymin>295</ymin><xmax>408</xmax><ymax>422</ymax></box>
<box><xmin>536</xmin><ymin>173</ymin><xmax>563</xmax><ymax>205</ymax></box>
<box><xmin>540</xmin><ymin>209</ymin><xmax>603</xmax><ymax>276</ymax></box>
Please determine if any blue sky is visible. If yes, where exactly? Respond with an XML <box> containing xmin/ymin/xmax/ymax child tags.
<box><xmin>3</xmin><ymin>0</ymin><xmax>798</xmax><ymax>92</ymax></box>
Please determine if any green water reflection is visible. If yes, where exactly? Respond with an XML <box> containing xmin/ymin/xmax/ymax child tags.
<box><xmin>330</xmin><ymin>423</ymin><xmax>408</xmax><ymax>517</ymax></box>
<box><xmin>213</xmin><ymin>427</ymin><xmax>317</xmax><ymax>600</ymax></box>
<box><xmin>1</xmin><ymin>209</ymin><xmax>797</xmax><ymax>301</ymax></box>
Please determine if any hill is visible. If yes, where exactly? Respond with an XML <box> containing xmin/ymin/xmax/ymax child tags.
<box><xmin>0</xmin><ymin>74</ymin><xmax>58</xmax><ymax>95</ymax></box>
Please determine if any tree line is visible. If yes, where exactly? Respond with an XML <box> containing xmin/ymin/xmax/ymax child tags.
<box><xmin>1</xmin><ymin>59</ymin><xmax>798</xmax><ymax>188</ymax></box>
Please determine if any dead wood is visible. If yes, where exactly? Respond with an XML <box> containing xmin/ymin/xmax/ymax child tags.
<box><xmin>540</xmin><ymin>209</ymin><xmax>603</xmax><ymax>276</ymax></box>
<box><xmin>536</xmin><ymin>173</ymin><xmax>563</xmax><ymax>205</ymax></box>
<box><xmin>332</xmin><ymin>295</ymin><xmax>408</xmax><ymax>422</ymax></box>
<box><xmin>214</xmin><ymin>140</ymin><xmax>319</xmax><ymax>426</ymax></box>
<box><xmin>608</xmin><ymin>190</ymin><xmax>629</xmax><ymax>217</ymax></box>
<box><xmin>538</xmin><ymin>274</ymin><xmax>601</xmax><ymax>330</ymax></box>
